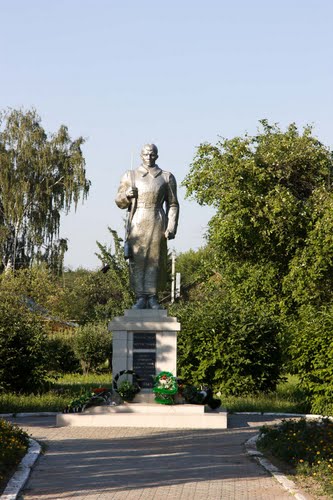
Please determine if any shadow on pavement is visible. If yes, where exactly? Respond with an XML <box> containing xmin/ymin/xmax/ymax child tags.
<box><xmin>24</xmin><ymin>432</ymin><xmax>262</xmax><ymax>496</ymax></box>
<box><xmin>12</xmin><ymin>414</ymin><xmax>293</xmax><ymax>499</ymax></box>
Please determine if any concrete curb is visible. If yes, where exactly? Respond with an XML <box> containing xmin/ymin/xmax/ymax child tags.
<box><xmin>0</xmin><ymin>438</ymin><xmax>41</xmax><ymax>500</ymax></box>
<box><xmin>234</xmin><ymin>411</ymin><xmax>323</xmax><ymax>418</ymax></box>
<box><xmin>245</xmin><ymin>434</ymin><xmax>308</xmax><ymax>500</ymax></box>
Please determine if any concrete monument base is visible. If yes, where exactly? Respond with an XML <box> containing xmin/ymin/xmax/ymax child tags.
<box><xmin>56</xmin><ymin>309</ymin><xmax>228</xmax><ymax>429</ymax></box>
<box><xmin>56</xmin><ymin>404</ymin><xmax>228</xmax><ymax>429</ymax></box>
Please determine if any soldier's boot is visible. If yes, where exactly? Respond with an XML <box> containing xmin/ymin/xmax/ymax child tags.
<box><xmin>147</xmin><ymin>295</ymin><xmax>163</xmax><ymax>310</ymax></box>
<box><xmin>132</xmin><ymin>296</ymin><xmax>147</xmax><ymax>309</ymax></box>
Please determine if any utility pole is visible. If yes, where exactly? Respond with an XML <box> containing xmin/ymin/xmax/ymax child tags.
<box><xmin>175</xmin><ymin>272</ymin><xmax>181</xmax><ymax>299</ymax></box>
<box><xmin>171</xmin><ymin>251</ymin><xmax>176</xmax><ymax>304</ymax></box>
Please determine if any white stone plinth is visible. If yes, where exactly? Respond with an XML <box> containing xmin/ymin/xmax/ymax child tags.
<box><xmin>109</xmin><ymin>309</ymin><xmax>180</xmax><ymax>384</ymax></box>
<box><xmin>56</xmin><ymin>404</ymin><xmax>228</xmax><ymax>429</ymax></box>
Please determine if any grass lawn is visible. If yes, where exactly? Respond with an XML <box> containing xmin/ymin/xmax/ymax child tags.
<box><xmin>0</xmin><ymin>373</ymin><xmax>112</xmax><ymax>413</ymax></box>
<box><xmin>0</xmin><ymin>373</ymin><xmax>309</xmax><ymax>414</ymax></box>
<box><xmin>221</xmin><ymin>375</ymin><xmax>309</xmax><ymax>414</ymax></box>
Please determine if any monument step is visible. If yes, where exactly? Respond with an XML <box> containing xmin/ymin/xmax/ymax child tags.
<box><xmin>56</xmin><ymin>406</ymin><xmax>228</xmax><ymax>429</ymax></box>
<box><xmin>84</xmin><ymin>403</ymin><xmax>217</xmax><ymax>415</ymax></box>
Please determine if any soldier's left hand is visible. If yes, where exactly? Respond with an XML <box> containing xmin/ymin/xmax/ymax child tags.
<box><xmin>165</xmin><ymin>230</ymin><xmax>175</xmax><ymax>240</ymax></box>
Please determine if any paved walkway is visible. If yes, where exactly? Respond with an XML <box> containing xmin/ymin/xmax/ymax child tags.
<box><xmin>7</xmin><ymin>414</ymin><xmax>311</xmax><ymax>499</ymax></box>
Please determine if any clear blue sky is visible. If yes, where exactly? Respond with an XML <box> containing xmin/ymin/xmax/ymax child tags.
<box><xmin>1</xmin><ymin>0</ymin><xmax>332</xmax><ymax>269</ymax></box>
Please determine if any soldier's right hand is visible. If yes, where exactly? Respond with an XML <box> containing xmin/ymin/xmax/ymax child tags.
<box><xmin>126</xmin><ymin>187</ymin><xmax>138</xmax><ymax>199</ymax></box>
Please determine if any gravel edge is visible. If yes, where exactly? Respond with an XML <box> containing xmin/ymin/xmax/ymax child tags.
<box><xmin>0</xmin><ymin>438</ymin><xmax>41</xmax><ymax>500</ymax></box>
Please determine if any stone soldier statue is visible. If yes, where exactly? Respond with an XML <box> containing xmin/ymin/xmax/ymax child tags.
<box><xmin>115</xmin><ymin>144</ymin><xmax>179</xmax><ymax>309</ymax></box>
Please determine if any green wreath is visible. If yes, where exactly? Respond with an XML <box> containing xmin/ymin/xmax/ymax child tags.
<box><xmin>153</xmin><ymin>371</ymin><xmax>178</xmax><ymax>405</ymax></box>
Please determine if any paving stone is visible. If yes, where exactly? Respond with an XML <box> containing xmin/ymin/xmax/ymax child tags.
<box><xmin>8</xmin><ymin>415</ymin><xmax>312</xmax><ymax>499</ymax></box>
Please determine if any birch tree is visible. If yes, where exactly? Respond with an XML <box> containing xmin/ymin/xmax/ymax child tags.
<box><xmin>0</xmin><ymin>108</ymin><xmax>90</xmax><ymax>272</ymax></box>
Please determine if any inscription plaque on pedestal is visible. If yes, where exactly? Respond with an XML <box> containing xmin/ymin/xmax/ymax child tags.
<box><xmin>133</xmin><ymin>332</ymin><xmax>156</xmax><ymax>350</ymax></box>
<box><xmin>133</xmin><ymin>351</ymin><xmax>156</xmax><ymax>388</ymax></box>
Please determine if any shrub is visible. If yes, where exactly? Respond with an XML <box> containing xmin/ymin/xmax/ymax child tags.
<box><xmin>0</xmin><ymin>419</ymin><xmax>29</xmax><ymax>488</ymax></box>
<box><xmin>74</xmin><ymin>322</ymin><xmax>112</xmax><ymax>374</ymax></box>
<box><xmin>289</xmin><ymin>304</ymin><xmax>333</xmax><ymax>415</ymax></box>
<box><xmin>172</xmin><ymin>280</ymin><xmax>283</xmax><ymax>395</ymax></box>
<box><xmin>0</xmin><ymin>299</ymin><xmax>51</xmax><ymax>393</ymax></box>
<box><xmin>46</xmin><ymin>330</ymin><xmax>80</xmax><ymax>374</ymax></box>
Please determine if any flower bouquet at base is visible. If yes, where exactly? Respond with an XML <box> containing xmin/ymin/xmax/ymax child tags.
<box><xmin>153</xmin><ymin>371</ymin><xmax>178</xmax><ymax>405</ymax></box>
<box><xmin>63</xmin><ymin>387</ymin><xmax>112</xmax><ymax>413</ymax></box>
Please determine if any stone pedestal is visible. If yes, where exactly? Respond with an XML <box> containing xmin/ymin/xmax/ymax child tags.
<box><xmin>109</xmin><ymin>309</ymin><xmax>181</xmax><ymax>389</ymax></box>
<box><xmin>56</xmin><ymin>309</ymin><xmax>228</xmax><ymax>429</ymax></box>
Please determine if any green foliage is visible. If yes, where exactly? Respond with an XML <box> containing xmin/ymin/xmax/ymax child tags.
<box><xmin>258</xmin><ymin>418</ymin><xmax>333</xmax><ymax>464</ymax></box>
<box><xmin>182</xmin><ymin>121</ymin><xmax>333</xmax><ymax>405</ymax></box>
<box><xmin>64</xmin><ymin>388</ymin><xmax>115</xmax><ymax>413</ymax></box>
<box><xmin>46</xmin><ymin>330</ymin><xmax>80</xmax><ymax>374</ymax></box>
<box><xmin>0</xmin><ymin>285</ymin><xmax>52</xmax><ymax>393</ymax></box>
<box><xmin>60</xmin><ymin>268</ymin><xmax>130</xmax><ymax>323</ymax></box>
<box><xmin>288</xmin><ymin>304</ymin><xmax>333</xmax><ymax>415</ymax></box>
<box><xmin>184</xmin><ymin>121</ymin><xmax>333</xmax><ymax>270</ymax></box>
<box><xmin>95</xmin><ymin>227</ymin><xmax>133</xmax><ymax>312</ymax></box>
<box><xmin>117</xmin><ymin>381</ymin><xmax>139</xmax><ymax>401</ymax></box>
<box><xmin>74</xmin><ymin>322</ymin><xmax>112</xmax><ymax>374</ymax></box>
<box><xmin>258</xmin><ymin>418</ymin><xmax>333</xmax><ymax>496</ymax></box>
<box><xmin>175</xmin><ymin>246</ymin><xmax>217</xmax><ymax>300</ymax></box>
<box><xmin>0</xmin><ymin>419</ymin><xmax>29</xmax><ymax>488</ymax></box>
<box><xmin>58</xmin><ymin>229</ymin><xmax>132</xmax><ymax>323</ymax></box>
<box><xmin>172</xmin><ymin>274</ymin><xmax>283</xmax><ymax>395</ymax></box>
<box><xmin>0</xmin><ymin>108</ymin><xmax>90</xmax><ymax>272</ymax></box>
<box><xmin>284</xmin><ymin>189</ymin><xmax>333</xmax><ymax>308</ymax></box>
<box><xmin>64</xmin><ymin>390</ymin><xmax>92</xmax><ymax>412</ymax></box>
<box><xmin>0</xmin><ymin>266</ymin><xmax>61</xmax><ymax>313</ymax></box>
<box><xmin>0</xmin><ymin>373</ymin><xmax>112</xmax><ymax>413</ymax></box>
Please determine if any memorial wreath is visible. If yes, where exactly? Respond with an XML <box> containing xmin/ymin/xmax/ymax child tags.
<box><xmin>153</xmin><ymin>371</ymin><xmax>178</xmax><ymax>405</ymax></box>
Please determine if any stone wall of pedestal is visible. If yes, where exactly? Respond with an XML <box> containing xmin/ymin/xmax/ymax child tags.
<box><xmin>109</xmin><ymin>310</ymin><xmax>181</xmax><ymax>388</ymax></box>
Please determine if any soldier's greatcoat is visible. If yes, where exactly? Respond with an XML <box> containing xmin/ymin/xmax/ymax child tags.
<box><xmin>115</xmin><ymin>164</ymin><xmax>179</xmax><ymax>296</ymax></box>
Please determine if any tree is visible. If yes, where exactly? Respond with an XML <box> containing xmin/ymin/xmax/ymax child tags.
<box><xmin>179</xmin><ymin>121</ymin><xmax>333</xmax><ymax>395</ymax></box>
<box><xmin>175</xmin><ymin>246</ymin><xmax>218</xmax><ymax>300</ymax></box>
<box><xmin>0</xmin><ymin>108</ymin><xmax>90</xmax><ymax>272</ymax></box>
<box><xmin>55</xmin><ymin>229</ymin><xmax>132</xmax><ymax>324</ymax></box>
<box><xmin>183</xmin><ymin>121</ymin><xmax>333</xmax><ymax>272</ymax></box>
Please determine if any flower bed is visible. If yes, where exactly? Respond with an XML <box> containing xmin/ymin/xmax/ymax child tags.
<box><xmin>0</xmin><ymin>419</ymin><xmax>29</xmax><ymax>493</ymax></box>
<box><xmin>258</xmin><ymin>418</ymin><xmax>333</xmax><ymax>497</ymax></box>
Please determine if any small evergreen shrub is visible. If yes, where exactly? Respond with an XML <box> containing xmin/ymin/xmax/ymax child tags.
<box><xmin>74</xmin><ymin>322</ymin><xmax>112</xmax><ymax>374</ymax></box>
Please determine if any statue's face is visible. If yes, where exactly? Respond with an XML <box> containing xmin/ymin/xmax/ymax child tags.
<box><xmin>141</xmin><ymin>145</ymin><xmax>158</xmax><ymax>168</ymax></box>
